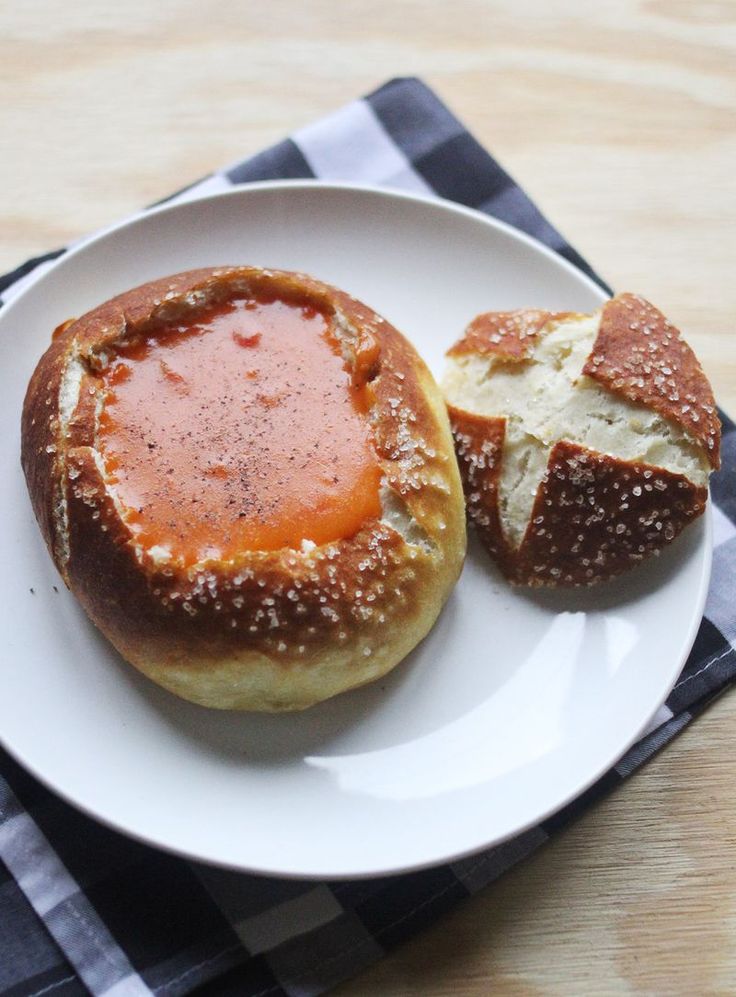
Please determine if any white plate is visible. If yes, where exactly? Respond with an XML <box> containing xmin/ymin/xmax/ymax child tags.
<box><xmin>0</xmin><ymin>182</ymin><xmax>710</xmax><ymax>879</ymax></box>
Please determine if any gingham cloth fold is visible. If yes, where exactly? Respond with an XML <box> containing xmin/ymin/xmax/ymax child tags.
<box><xmin>1</xmin><ymin>78</ymin><xmax>734</xmax><ymax>997</ymax></box>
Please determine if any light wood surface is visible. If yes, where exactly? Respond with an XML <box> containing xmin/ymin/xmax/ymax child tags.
<box><xmin>2</xmin><ymin>2</ymin><xmax>735</xmax><ymax>994</ymax></box>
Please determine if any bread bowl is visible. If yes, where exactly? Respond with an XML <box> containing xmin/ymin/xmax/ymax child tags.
<box><xmin>442</xmin><ymin>293</ymin><xmax>720</xmax><ymax>586</ymax></box>
<box><xmin>22</xmin><ymin>266</ymin><xmax>466</xmax><ymax>710</ymax></box>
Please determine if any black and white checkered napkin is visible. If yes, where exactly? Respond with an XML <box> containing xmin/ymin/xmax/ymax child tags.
<box><xmin>1</xmin><ymin>78</ymin><xmax>735</xmax><ymax>997</ymax></box>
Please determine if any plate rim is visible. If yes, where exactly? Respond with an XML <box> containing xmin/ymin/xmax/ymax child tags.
<box><xmin>0</xmin><ymin>179</ymin><xmax>608</xmax><ymax>318</ymax></box>
<box><xmin>0</xmin><ymin>180</ymin><xmax>713</xmax><ymax>879</ymax></box>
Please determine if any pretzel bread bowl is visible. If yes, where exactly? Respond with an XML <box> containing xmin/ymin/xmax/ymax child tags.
<box><xmin>22</xmin><ymin>267</ymin><xmax>466</xmax><ymax>710</ymax></box>
<box><xmin>442</xmin><ymin>293</ymin><xmax>720</xmax><ymax>587</ymax></box>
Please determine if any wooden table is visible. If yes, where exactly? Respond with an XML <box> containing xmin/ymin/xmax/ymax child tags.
<box><xmin>2</xmin><ymin>3</ymin><xmax>734</xmax><ymax>993</ymax></box>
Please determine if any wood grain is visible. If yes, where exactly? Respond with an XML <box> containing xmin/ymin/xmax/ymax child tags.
<box><xmin>2</xmin><ymin>2</ymin><xmax>735</xmax><ymax>994</ymax></box>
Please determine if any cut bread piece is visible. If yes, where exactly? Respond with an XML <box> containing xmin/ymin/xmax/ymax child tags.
<box><xmin>443</xmin><ymin>294</ymin><xmax>720</xmax><ymax>586</ymax></box>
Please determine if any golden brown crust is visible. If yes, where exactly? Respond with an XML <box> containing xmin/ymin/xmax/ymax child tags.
<box><xmin>446</xmin><ymin>404</ymin><xmax>508</xmax><ymax>565</ymax></box>
<box><xmin>515</xmin><ymin>441</ymin><xmax>706</xmax><ymax>585</ymax></box>
<box><xmin>450</xmin><ymin>414</ymin><xmax>708</xmax><ymax>587</ymax></box>
<box><xmin>584</xmin><ymin>293</ymin><xmax>721</xmax><ymax>468</ymax></box>
<box><xmin>22</xmin><ymin>267</ymin><xmax>466</xmax><ymax>709</ymax></box>
<box><xmin>446</xmin><ymin>309</ymin><xmax>561</xmax><ymax>360</ymax></box>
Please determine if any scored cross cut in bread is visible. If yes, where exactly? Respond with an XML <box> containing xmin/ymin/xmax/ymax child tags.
<box><xmin>442</xmin><ymin>294</ymin><xmax>720</xmax><ymax>586</ymax></box>
<box><xmin>22</xmin><ymin>267</ymin><xmax>467</xmax><ymax>710</ymax></box>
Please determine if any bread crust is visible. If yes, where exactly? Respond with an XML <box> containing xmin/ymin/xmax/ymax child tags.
<box><xmin>444</xmin><ymin>295</ymin><xmax>720</xmax><ymax>587</ymax></box>
<box><xmin>22</xmin><ymin>267</ymin><xmax>466</xmax><ymax>709</ymax></box>
<box><xmin>446</xmin><ymin>309</ymin><xmax>563</xmax><ymax>361</ymax></box>
<box><xmin>583</xmin><ymin>293</ymin><xmax>720</xmax><ymax>467</ymax></box>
